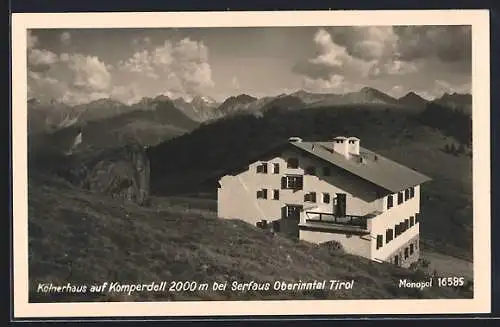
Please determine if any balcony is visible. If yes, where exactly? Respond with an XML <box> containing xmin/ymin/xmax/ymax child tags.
<box><xmin>299</xmin><ymin>211</ymin><xmax>379</xmax><ymax>235</ymax></box>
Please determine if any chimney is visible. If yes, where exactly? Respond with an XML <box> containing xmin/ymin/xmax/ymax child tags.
<box><xmin>333</xmin><ymin>136</ymin><xmax>349</xmax><ymax>158</ymax></box>
<box><xmin>347</xmin><ymin>137</ymin><xmax>360</xmax><ymax>156</ymax></box>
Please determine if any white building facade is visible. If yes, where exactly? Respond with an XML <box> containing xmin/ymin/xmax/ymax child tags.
<box><xmin>217</xmin><ymin>136</ymin><xmax>431</xmax><ymax>268</ymax></box>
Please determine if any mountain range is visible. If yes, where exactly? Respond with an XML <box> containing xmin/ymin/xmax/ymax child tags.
<box><xmin>28</xmin><ymin>87</ymin><xmax>472</xmax><ymax>132</ymax></box>
<box><xmin>27</xmin><ymin>87</ymin><xmax>472</xmax><ymax>155</ymax></box>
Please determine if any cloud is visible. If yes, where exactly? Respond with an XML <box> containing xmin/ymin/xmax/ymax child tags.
<box><xmin>116</xmin><ymin>37</ymin><xmax>214</xmax><ymax>103</ymax></box>
<box><xmin>293</xmin><ymin>26</ymin><xmax>470</xmax><ymax>94</ymax></box>
<box><xmin>60</xmin><ymin>53</ymin><xmax>70</xmax><ymax>62</ymax></box>
<box><xmin>60</xmin><ymin>32</ymin><xmax>71</xmax><ymax>46</ymax></box>
<box><xmin>67</xmin><ymin>54</ymin><xmax>112</xmax><ymax>92</ymax></box>
<box><xmin>329</xmin><ymin>26</ymin><xmax>398</xmax><ymax>61</ymax></box>
<box><xmin>27</xmin><ymin>40</ymin><xmax>114</xmax><ymax>105</ymax></box>
<box><xmin>292</xmin><ymin>29</ymin><xmax>374</xmax><ymax>82</ymax></box>
<box><xmin>27</xmin><ymin>30</ymin><xmax>38</xmax><ymax>49</ymax></box>
<box><xmin>110</xmin><ymin>84</ymin><xmax>142</xmax><ymax>105</ymax></box>
<box><xmin>293</xmin><ymin>28</ymin><xmax>414</xmax><ymax>93</ymax></box>
<box><xmin>28</xmin><ymin>48</ymin><xmax>59</xmax><ymax>72</ymax></box>
<box><xmin>394</xmin><ymin>26</ymin><xmax>471</xmax><ymax>64</ymax></box>
<box><xmin>302</xmin><ymin>74</ymin><xmax>363</xmax><ymax>94</ymax></box>
<box><xmin>119</xmin><ymin>50</ymin><xmax>159</xmax><ymax>79</ymax></box>
<box><xmin>231</xmin><ymin>76</ymin><xmax>240</xmax><ymax>89</ymax></box>
<box><xmin>388</xmin><ymin>85</ymin><xmax>405</xmax><ymax>98</ymax></box>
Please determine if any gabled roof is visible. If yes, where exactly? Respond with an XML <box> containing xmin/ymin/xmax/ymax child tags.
<box><xmin>290</xmin><ymin>141</ymin><xmax>431</xmax><ymax>193</ymax></box>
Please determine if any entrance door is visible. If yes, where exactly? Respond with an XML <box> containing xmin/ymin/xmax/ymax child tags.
<box><xmin>335</xmin><ymin>193</ymin><xmax>346</xmax><ymax>217</ymax></box>
<box><xmin>281</xmin><ymin>205</ymin><xmax>302</xmax><ymax>239</ymax></box>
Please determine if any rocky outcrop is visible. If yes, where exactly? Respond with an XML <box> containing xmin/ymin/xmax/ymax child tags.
<box><xmin>55</xmin><ymin>144</ymin><xmax>151</xmax><ymax>205</ymax></box>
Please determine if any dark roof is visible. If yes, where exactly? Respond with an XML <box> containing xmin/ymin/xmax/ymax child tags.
<box><xmin>290</xmin><ymin>141</ymin><xmax>431</xmax><ymax>193</ymax></box>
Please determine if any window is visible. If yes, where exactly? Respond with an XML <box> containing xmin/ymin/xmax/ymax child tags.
<box><xmin>287</xmin><ymin>158</ymin><xmax>299</xmax><ymax>169</ymax></box>
<box><xmin>376</xmin><ymin>235</ymin><xmax>383</xmax><ymax>249</ymax></box>
<box><xmin>395</xmin><ymin>224</ymin><xmax>400</xmax><ymax>237</ymax></box>
<box><xmin>281</xmin><ymin>176</ymin><xmax>303</xmax><ymax>190</ymax></box>
<box><xmin>400</xmin><ymin>222</ymin><xmax>406</xmax><ymax>233</ymax></box>
<box><xmin>404</xmin><ymin>247</ymin><xmax>409</xmax><ymax>259</ymax></box>
<box><xmin>283</xmin><ymin>205</ymin><xmax>302</xmax><ymax>219</ymax></box>
<box><xmin>409</xmin><ymin>186</ymin><xmax>415</xmax><ymax>198</ymax></box>
<box><xmin>256</xmin><ymin>189</ymin><xmax>268</xmax><ymax>199</ymax></box>
<box><xmin>323</xmin><ymin>167</ymin><xmax>331</xmax><ymax>176</ymax></box>
<box><xmin>415</xmin><ymin>213</ymin><xmax>419</xmax><ymax>224</ymax></box>
<box><xmin>404</xmin><ymin>189</ymin><xmax>410</xmax><ymax>201</ymax></box>
<box><xmin>397</xmin><ymin>192</ymin><xmax>404</xmax><ymax>204</ymax></box>
<box><xmin>305</xmin><ymin>166</ymin><xmax>316</xmax><ymax>175</ymax></box>
<box><xmin>405</xmin><ymin>218</ymin><xmax>410</xmax><ymax>230</ymax></box>
<box><xmin>323</xmin><ymin>193</ymin><xmax>330</xmax><ymax>204</ymax></box>
<box><xmin>256</xmin><ymin>163</ymin><xmax>268</xmax><ymax>173</ymax></box>
<box><xmin>304</xmin><ymin>192</ymin><xmax>317</xmax><ymax>203</ymax></box>
<box><xmin>273</xmin><ymin>163</ymin><xmax>280</xmax><ymax>174</ymax></box>
<box><xmin>273</xmin><ymin>190</ymin><xmax>279</xmax><ymax>200</ymax></box>
<box><xmin>410</xmin><ymin>216</ymin><xmax>415</xmax><ymax>227</ymax></box>
<box><xmin>415</xmin><ymin>239</ymin><xmax>419</xmax><ymax>250</ymax></box>
<box><xmin>410</xmin><ymin>244</ymin><xmax>414</xmax><ymax>255</ymax></box>
<box><xmin>386</xmin><ymin>229</ymin><xmax>393</xmax><ymax>243</ymax></box>
<box><xmin>387</xmin><ymin>195</ymin><xmax>394</xmax><ymax>209</ymax></box>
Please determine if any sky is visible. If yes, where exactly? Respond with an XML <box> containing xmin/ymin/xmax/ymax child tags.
<box><xmin>27</xmin><ymin>26</ymin><xmax>472</xmax><ymax>105</ymax></box>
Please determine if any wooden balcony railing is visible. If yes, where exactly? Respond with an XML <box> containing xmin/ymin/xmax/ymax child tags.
<box><xmin>304</xmin><ymin>211</ymin><xmax>369</xmax><ymax>229</ymax></box>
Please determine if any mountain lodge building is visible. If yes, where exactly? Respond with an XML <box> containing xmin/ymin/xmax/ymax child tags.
<box><xmin>217</xmin><ymin>136</ymin><xmax>431</xmax><ymax>268</ymax></box>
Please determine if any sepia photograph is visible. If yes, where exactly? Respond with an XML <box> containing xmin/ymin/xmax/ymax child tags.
<box><xmin>12</xmin><ymin>10</ymin><xmax>490</xmax><ymax>317</ymax></box>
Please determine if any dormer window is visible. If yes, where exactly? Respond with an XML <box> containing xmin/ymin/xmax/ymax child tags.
<box><xmin>397</xmin><ymin>192</ymin><xmax>404</xmax><ymax>204</ymax></box>
<box><xmin>409</xmin><ymin>186</ymin><xmax>415</xmax><ymax>198</ymax></box>
<box><xmin>304</xmin><ymin>192</ymin><xmax>317</xmax><ymax>203</ymax></box>
<box><xmin>273</xmin><ymin>163</ymin><xmax>280</xmax><ymax>174</ymax></box>
<box><xmin>256</xmin><ymin>189</ymin><xmax>268</xmax><ymax>199</ymax></box>
<box><xmin>287</xmin><ymin>158</ymin><xmax>299</xmax><ymax>169</ymax></box>
<box><xmin>387</xmin><ymin>194</ymin><xmax>394</xmax><ymax>209</ymax></box>
<box><xmin>256</xmin><ymin>163</ymin><xmax>268</xmax><ymax>174</ymax></box>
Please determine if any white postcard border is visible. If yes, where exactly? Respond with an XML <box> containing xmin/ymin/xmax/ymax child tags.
<box><xmin>11</xmin><ymin>10</ymin><xmax>491</xmax><ymax>318</ymax></box>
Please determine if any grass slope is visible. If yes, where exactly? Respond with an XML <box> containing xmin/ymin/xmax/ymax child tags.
<box><xmin>28</xmin><ymin>173</ymin><xmax>472</xmax><ymax>302</ymax></box>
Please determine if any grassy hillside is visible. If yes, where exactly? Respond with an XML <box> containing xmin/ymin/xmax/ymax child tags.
<box><xmin>29</xmin><ymin>172</ymin><xmax>472</xmax><ymax>302</ymax></box>
<box><xmin>147</xmin><ymin>105</ymin><xmax>473</xmax><ymax>260</ymax></box>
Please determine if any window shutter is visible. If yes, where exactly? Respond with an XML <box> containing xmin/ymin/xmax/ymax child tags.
<box><xmin>297</xmin><ymin>177</ymin><xmax>303</xmax><ymax>190</ymax></box>
<box><xmin>281</xmin><ymin>177</ymin><xmax>287</xmax><ymax>189</ymax></box>
<box><xmin>376</xmin><ymin>235</ymin><xmax>383</xmax><ymax>249</ymax></box>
